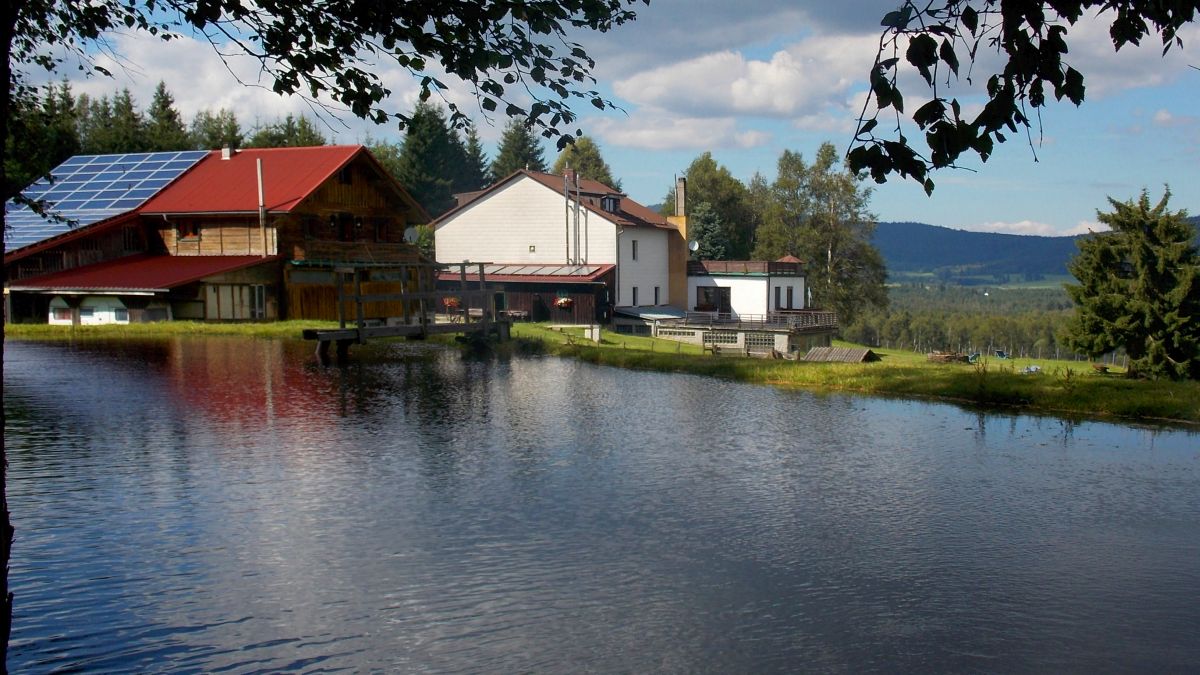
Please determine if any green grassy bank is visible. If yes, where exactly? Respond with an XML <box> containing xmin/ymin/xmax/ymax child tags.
<box><xmin>7</xmin><ymin>321</ymin><xmax>1197</xmax><ymax>425</ymax></box>
<box><xmin>508</xmin><ymin>324</ymin><xmax>1199</xmax><ymax>426</ymax></box>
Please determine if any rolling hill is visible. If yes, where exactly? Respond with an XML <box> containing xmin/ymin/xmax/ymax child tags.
<box><xmin>873</xmin><ymin>217</ymin><xmax>1200</xmax><ymax>284</ymax></box>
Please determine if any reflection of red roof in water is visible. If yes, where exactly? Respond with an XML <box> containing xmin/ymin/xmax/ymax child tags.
<box><xmin>10</xmin><ymin>254</ymin><xmax>277</xmax><ymax>292</ymax></box>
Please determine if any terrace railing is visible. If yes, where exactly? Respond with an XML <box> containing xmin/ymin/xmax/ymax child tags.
<box><xmin>667</xmin><ymin>310</ymin><xmax>838</xmax><ymax>332</ymax></box>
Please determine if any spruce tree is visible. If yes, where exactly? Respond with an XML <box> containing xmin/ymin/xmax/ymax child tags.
<box><xmin>392</xmin><ymin>101</ymin><xmax>467</xmax><ymax>217</ymax></box>
<box><xmin>490</xmin><ymin>117</ymin><xmax>546</xmax><ymax>178</ymax></box>
<box><xmin>1064</xmin><ymin>190</ymin><xmax>1200</xmax><ymax>380</ymax></box>
<box><xmin>144</xmin><ymin>82</ymin><xmax>191</xmax><ymax>151</ymax></box>
<box><xmin>190</xmin><ymin>108</ymin><xmax>243</xmax><ymax>150</ymax></box>
<box><xmin>458</xmin><ymin>121</ymin><xmax>491</xmax><ymax>191</ymax></box>
<box><xmin>550</xmin><ymin>135</ymin><xmax>620</xmax><ymax>190</ymax></box>
<box><xmin>247</xmin><ymin>114</ymin><xmax>327</xmax><ymax>148</ymax></box>
<box><xmin>109</xmin><ymin>89</ymin><xmax>147</xmax><ymax>152</ymax></box>
<box><xmin>688</xmin><ymin>202</ymin><xmax>728</xmax><ymax>261</ymax></box>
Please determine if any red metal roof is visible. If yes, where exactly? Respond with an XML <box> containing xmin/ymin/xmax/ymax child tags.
<box><xmin>11</xmin><ymin>254</ymin><xmax>278</xmax><ymax>292</ymax></box>
<box><xmin>139</xmin><ymin>146</ymin><xmax>363</xmax><ymax>214</ymax></box>
<box><xmin>437</xmin><ymin>263</ymin><xmax>615</xmax><ymax>284</ymax></box>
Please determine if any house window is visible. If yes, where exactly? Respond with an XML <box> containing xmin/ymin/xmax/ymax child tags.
<box><xmin>123</xmin><ymin>225</ymin><xmax>140</xmax><ymax>251</ymax></box>
<box><xmin>632</xmin><ymin>286</ymin><xmax>639</xmax><ymax>306</ymax></box>
<box><xmin>177</xmin><ymin>222</ymin><xmax>201</xmax><ymax>241</ymax></box>
<box><xmin>697</xmin><ymin>286</ymin><xmax>731</xmax><ymax>313</ymax></box>
<box><xmin>251</xmin><ymin>285</ymin><xmax>266</xmax><ymax>319</ymax></box>
<box><xmin>774</xmin><ymin>286</ymin><xmax>782</xmax><ymax>310</ymax></box>
<box><xmin>114</xmin><ymin>308</ymin><xmax>129</xmax><ymax>322</ymax></box>
<box><xmin>787</xmin><ymin>286</ymin><xmax>794</xmax><ymax>309</ymax></box>
<box><xmin>631</xmin><ymin>239</ymin><xmax>638</xmax><ymax>261</ymax></box>
<box><xmin>338</xmin><ymin>167</ymin><xmax>352</xmax><ymax>184</ymax></box>
<box><xmin>79</xmin><ymin>307</ymin><xmax>95</xmax><ymax>319</ymax></box>
<box><xmin>529</xmin><ymin>245</ymin><xmax>536</xmax><ymax>253</ymax></box>
<box><xmin>654</xmin><ymin>286</ymin><xmax>660</xmax><ymax>305</ymax></box>
<box><xmin>52</xmin><ymin>308</ymin><xmax>71</xmax><ymax>321</ymax></box>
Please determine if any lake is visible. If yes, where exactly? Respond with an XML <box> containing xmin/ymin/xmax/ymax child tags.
<box><xmin>4</xmin><ymin>337</ymin><xmax>1199</xmax><ymax>672</ymax></box>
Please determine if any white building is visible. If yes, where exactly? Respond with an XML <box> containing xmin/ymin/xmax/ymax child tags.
<box><xmin>686</xmin><ymin>256</ymin><xmax>808</xmax><ymax>318</ymax></box>
<box><xmin>433</xmin><ymin>170</ymin><xmax>688</xmax><ymax>325</ymax></box>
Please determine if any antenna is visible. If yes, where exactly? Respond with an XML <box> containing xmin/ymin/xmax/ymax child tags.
<box><xmin>688</xmin><ymin>240</ymin><xmax>699</xmax><ymax>253</ymax></box>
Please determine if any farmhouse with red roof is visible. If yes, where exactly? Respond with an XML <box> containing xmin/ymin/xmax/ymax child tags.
<box><xmin>5</xmin><ymin>145</ymin><xmax>428</xmax><ymax>323</ymax></box>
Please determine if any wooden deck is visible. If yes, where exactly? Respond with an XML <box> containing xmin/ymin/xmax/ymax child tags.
<box><xmin>302</xmin><ymin>261</ymin><xmax>508</xmax><ymax>362</ymax></box>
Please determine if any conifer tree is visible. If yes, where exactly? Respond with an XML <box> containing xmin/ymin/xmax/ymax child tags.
<box><xmin>688</xmin><ymin>202</ymin><xmax>728</xmax><ymax>261</ymax></box>
<box><xmin>144</xmin><ymin>82</ymin><xmax>191</xmax><ymax>151</ymax></box>
<box><xmin>490</xmin><ymin>118</ymin><xmax>546</xmax><ymax>178</ymax></box>
<box><xmin>392</xmin><ymin>101</ymin><xmax>468</xmax><ymax>217</ymax></box>
<box><xmin>4</xmin><ymin>82</ymin><xmax>79</xmax><ymax>197</ymax></box>
<box><xmin>1063</xmin><ymin>190</ymin><xmax>1200</xmax><ymax>380</ymax></box>
<box><xmin>550</xmin><ymin>135</ymin><xmax>620</xmax><ymax>190</ymax></box>
<box><xmin>190</xmin><ymin>109</ymin><xmax>244</xmax><ymax>150</ymax></box>
<box><xmin>109</xmin><ymin>89</ymin><xmax>147</xmax><ymax>152</ymax></box>
<box><xmin>247</xmin><ymin>114</ymin><xmax>327</xmax><ymax>148</ymax></box>
<box><xmin>660</xmin><ymin>152</ymin><xmax>756</xmax><ymax>259</ymax></box>
<box><xmin>459</xmin><ymin>121</ymin><xmax>491</xmax><ymax>191</ymax></box>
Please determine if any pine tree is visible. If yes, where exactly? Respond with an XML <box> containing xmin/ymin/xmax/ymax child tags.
<box><xmin>190</xmin><ymin>108</ymin><xmax>243</xmax><ymax>150</ymax></box>
<box><xmin>144</xmin><ymin>82</ymin><xmax>191</xmax><ymax>151</ymax></box>
<box><xmin>247</xmin><ymin>114</ymin><xmax>327</xmax><ymax>148</ymax></box>
<box><xmin>1063</xmin><ymin>190</ymin><xmax>1200</xmax><ymax>380</ymax></box>
<box><xmin>490</xmin><ymin>117</ymin><xmax>546</xmax><ymax>178</ymax></box>
<box><xmin>109</xmin><ymin>89</ymin><xmax>147</xmax><ymax>152</ymax></box>
<box><xmin>459</xmin><ymin>121</ymin><xmax>491</xmax><ymax>191</ymax></box>
<box><xmin>688</xmin><ymin>202</ymin><xmax>728</xmax><ymax>261</ymax></box>
<box><xmin>550</xmin><ymin>135</ymin><xmax>620</xmax><ymax>190</ymax></box>
<box><xmin>5</xmin><ymin>81</ymin><xmax>79</xmax><ymax>197</ymax></box>
<box><xmin>392</xmin><ymin>102</ymin><xmax>468</xmax><ymax>217</ymax></box>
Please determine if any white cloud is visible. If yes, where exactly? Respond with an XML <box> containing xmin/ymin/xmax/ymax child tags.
<box><xmin>958</xmin><ymin>219</ymin><xmax>1108</xmax><ymax>236</ymax></box>
<box><xmin>591</xmin><ymin>110</ymin><xmax>770</xmax><ymax>151</ymax></box>
<box><xmin>1152</xmin><ymin>109</ymin><xmax>1199</xmax><ymax>128</ymax></box>
<box><xmin>613</xmin><ymin>34</ymin><xmax>878</xmax><ymax>121</ymax></box>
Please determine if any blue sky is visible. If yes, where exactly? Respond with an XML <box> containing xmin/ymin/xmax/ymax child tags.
<box><xmin>35</xmin><ymin>0</ymin><xmax>1200</xmax><ymax>236</ymax></box>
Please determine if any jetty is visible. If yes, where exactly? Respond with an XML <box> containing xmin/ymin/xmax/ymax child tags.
<box><xmin>302</xmin><ymin>261</ymin><xmax>508</xmax><ymax>363</ymax></box>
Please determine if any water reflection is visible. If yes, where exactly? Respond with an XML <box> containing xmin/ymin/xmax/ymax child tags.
<box><xmin>5</xmin><ymin>338</ymin><xmax>1199</xmax><ymax>672</ymax></box>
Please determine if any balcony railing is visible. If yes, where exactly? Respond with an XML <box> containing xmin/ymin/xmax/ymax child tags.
<box><xmin>664</xmin><ymin>310</ymin><xmax>838</xmax><ymax>332</ymax></box>
<box><xmin>687</xmin><ymin>260</ymin><xmax>804</xmax><ymax>276</ymax></box>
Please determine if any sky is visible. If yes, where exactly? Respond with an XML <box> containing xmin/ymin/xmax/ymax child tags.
<box><xmin>30</xmin><ymin>0</ymin><xmax>1200</xmax><ymax>236</ymax></box>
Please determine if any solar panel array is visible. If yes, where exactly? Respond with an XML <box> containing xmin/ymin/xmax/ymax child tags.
<box><xmin>4</xmin><ymin>150</ymin><xmax>209</xmax><ymax>251</ymax></box>
<box><xmin>486</xmin><ymin>264</ymin><xmax>604</xmax><ymax>276</ymax></box>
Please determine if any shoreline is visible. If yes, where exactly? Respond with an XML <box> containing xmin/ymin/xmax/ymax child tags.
<box><xmin>7</xmin><ymin>322</ymin><xmax>1197</xmax><ymax>426</ymax></box>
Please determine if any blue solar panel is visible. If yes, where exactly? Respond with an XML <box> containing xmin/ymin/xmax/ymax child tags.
<box><xmin>4</xmin><ymin>149</ymin><xmax>209</xmax><ymax>250</ymax></box>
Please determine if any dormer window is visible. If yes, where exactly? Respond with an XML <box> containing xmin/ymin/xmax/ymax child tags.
<box><xmin>601</xmin><ymin>194</ymin><xmax>621</xmax><ymax>212</ymax></box>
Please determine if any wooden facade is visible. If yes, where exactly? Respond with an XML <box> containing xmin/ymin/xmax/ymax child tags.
<box><xmin>6</xmin><ymin>146</ymin><xmax>430</xmax><ymax>323</ymax></box>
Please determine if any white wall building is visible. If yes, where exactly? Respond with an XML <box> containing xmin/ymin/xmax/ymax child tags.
<box><xmin>434</xmin><ymin>170</ymin><xmax>681</xmax><ymax>316</ymax></box>
<box><xmin>48</xmin><ymin>295</ymin><xmax>131</xmax><ymax>325</ymax></box>
<box><xmin>685</xmin><ymin>258</ymin><xmax>807</xmax><ymax>318</ymax></box>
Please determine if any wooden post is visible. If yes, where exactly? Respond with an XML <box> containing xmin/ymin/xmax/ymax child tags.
<box><xmin>401</xmin><ymin>265</ymin><xmax>410</xmax><ymax>326</ymax></box>
<box><xmin>335</xmin><ymin>268</ymin><xmax>346</xmax><ymax>329</ymax></box>
<box><xmin>459</xmin><ymin>263</ymin><xmax>468</xmax><ymax>325</ymax></box>
<box><xmin>354</xmin><ymin>268</ymin><xmax>365</xmax><ymax>343</ymax></box>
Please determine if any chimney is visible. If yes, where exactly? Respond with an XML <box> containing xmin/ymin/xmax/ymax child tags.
<box><xmin>221</xmin><ymin>146</ymin><xmax>234</xmax><ymax>160</ymax></box>
<box><xmin>675</xmin><ymin>176</ymin><xmax>687</xmax><ymax>217</ymax></box>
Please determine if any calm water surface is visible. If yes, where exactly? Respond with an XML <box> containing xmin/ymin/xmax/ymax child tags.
<box><xmin>4</xmin><ymin>337</ymin><xmax>1199</xmax><ymax>673</ymax></box>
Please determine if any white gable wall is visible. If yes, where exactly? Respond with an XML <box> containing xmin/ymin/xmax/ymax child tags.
<box><xmin>767</xmin><ymin>276</ymin><xmax>806</xmax><ymax>311</ymax></box>
<box><xmin>617</xmin><ymin>228</ymin><xmax>670</xmax><ymax>306</ymax></box>
<box><xmin>435</xmin><ymin>177</ymin><xmax>617</xmax><ymax>265</ymax></box>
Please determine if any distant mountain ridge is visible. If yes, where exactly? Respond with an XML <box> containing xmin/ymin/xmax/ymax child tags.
<box><xmin>873</xmin><ymin>217</ymin><xmax>1200</xmax><ymax>283</ymax></box>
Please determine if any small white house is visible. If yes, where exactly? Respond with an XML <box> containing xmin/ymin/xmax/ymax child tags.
<box><xmin>686</xmin><ymin>257</ymin><xmax>807</xmax><ymax>318</ymax></box>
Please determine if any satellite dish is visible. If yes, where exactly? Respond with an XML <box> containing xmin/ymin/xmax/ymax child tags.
<box><xmin>688</xmin><ymin>240</ymin><xmax>699</xmax><ymax>252</ymax></box>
